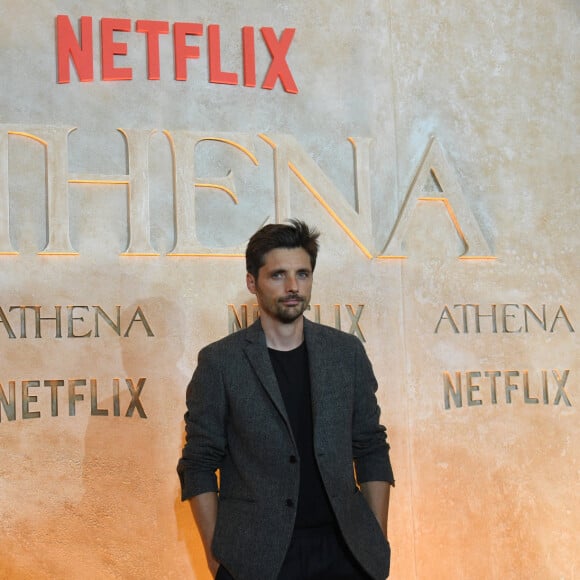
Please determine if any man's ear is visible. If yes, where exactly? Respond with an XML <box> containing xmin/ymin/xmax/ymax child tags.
<box><xmin>246</xmin><ymin>272</ymin><xmax>257</xmax><ymax>295</ymax></box>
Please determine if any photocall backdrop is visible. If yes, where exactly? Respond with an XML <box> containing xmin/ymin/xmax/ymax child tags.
<box><xmin>0</xmin><ymin>1</ymin><xmax>577</xmax><ymax>579</ymax></box>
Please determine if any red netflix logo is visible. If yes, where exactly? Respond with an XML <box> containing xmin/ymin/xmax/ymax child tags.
<box><xmin>55</xmin><ymin>15</ymin><xmax>298</xmax><ymax>93</ymax></box>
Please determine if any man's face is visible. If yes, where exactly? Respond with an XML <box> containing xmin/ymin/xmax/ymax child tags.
<box><xmin>246</xmin><ymin>247</ymin><xmax>313</xmax><ymax>325</ymax></box>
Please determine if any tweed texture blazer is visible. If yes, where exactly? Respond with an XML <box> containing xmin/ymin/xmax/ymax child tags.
<box><xmin>178</xmin><ymin>317</ymin><xmax>394</xmax><ymax>580</ymax></box>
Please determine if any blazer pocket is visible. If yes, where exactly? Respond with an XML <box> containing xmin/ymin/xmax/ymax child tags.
<box><xmin>212</xmin><ymin>496</ymin><xmax>258</xmax><ymax>557</ymax></box>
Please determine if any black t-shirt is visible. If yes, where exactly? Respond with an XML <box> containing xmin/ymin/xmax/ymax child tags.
<box><xmin>268</xmin><ymin>342</ymin><xmax>335</xmax><ymax>528</ymax></box>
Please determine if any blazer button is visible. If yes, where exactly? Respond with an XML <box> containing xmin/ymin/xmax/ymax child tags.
<box><xmin>286</xmin><ymin>499</ymin><xmax>294</xmax><ymax>507</ymax></box>
<box><xmin>289</xmin><ymin>455</ymin><xmax>297</xmax><ymax>463</ymax></box>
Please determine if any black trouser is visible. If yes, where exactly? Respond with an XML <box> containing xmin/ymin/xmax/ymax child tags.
<box><xmin>216</xmin><ymin>524</ymin><xmax>372</xmax><ymax>580</ymax></box>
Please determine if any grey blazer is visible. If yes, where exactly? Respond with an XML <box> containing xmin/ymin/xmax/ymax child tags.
<box><xmin>178</xmin><ymin>318</ymin><xmax>394</xmax><ymax>580</ymax></box>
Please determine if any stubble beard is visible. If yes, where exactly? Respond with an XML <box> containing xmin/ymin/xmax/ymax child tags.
<box><xmin>274</xmin><ymin>294</ymin><xmax>308</xmax><ymax>324</ymax></box>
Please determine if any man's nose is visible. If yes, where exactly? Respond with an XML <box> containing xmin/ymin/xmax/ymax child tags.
<box><xmin>286</xmin><ymin>275</ymin><xmax>298</xmax><ymax>293</ymax></box>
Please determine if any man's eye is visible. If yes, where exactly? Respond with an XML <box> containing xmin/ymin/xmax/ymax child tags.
<box><xmin>297</xmin><ymin>272</ymin><xmax>310</xmax><ymax>279</ymax></box>
<box><xmin>272</xmin><ymin>272</ymin><xmax>283</xmax><ymax>279</ymax></box>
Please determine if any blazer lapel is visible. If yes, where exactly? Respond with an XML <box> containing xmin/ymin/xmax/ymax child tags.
<box><xmin>243</xmin><ymin>320</ymin><xmax>295</xmax><ymax>444</ymax></box>
<box><xmin>303</xmin><ymin>318</ymin><xmax>330</xmax><ymax>430</ymax></box>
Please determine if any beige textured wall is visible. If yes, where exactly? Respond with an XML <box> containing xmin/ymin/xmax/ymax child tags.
<box><xmin>0</xmin><ymin>1</ymin><xmax>577</xmax><ymax>579</ymax></box>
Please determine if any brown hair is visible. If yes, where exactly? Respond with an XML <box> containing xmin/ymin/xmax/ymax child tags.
<box><xmin>245</xmin><ymin>219</ymin><xmax>320</xmax><ymax>278</ymax></box>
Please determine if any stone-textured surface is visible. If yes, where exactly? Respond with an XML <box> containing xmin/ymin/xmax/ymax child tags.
<box><xmin>0</xmin><ymin>1</ymin><xmax>577</xmax><ymax>578</ymax></box>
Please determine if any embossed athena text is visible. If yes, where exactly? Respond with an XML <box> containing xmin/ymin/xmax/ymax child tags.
<box><xmin>0</xmin><ymin>305</ymin><xmax>154</xmax><ymax>339</ymax></box>
<box><xmin>0</xmin><ymin>126</ymin><xmax>492</xmax><ymax>260</ymax></box>
<box><xmin>434</xmin><ymin>303</ymin><xmax>574</xmax><ymax>333</ymax></box>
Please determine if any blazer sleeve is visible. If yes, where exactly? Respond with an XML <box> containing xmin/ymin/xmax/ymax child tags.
<box><xmin>177</xmin><ymin>344</ymin><xmax>228</xmax><ymax>501</ymax></box>
<box><xmin>351</xmin><ymin>338</ymin><xmax>395</xmax><ymax>486</ymax></box>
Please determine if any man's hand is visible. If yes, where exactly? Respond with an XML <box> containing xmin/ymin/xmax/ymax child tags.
<box><xmin>188</xmin><ymin>492</ymin><xmax>220</xmax><ymax>575</ymax></box>
<box><xmin>208</xmin><ymin>557</ymin><xmax>220</xmax><ymax>577</ymax></box>
<box><xmin>360</xmin><ymin>481</ymin><xmax>391</xmax><ymax>540</ymax></box>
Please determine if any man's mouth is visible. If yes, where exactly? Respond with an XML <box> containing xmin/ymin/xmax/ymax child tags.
<box><xmin>280</xmin><ymin>295</ymin><xmax>303</xmax><ymax>306</ymax></box>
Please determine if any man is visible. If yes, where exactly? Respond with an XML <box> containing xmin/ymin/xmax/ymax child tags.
<box><xmin>178</xmin><ymin>220</ymin><xmax>394</xmax><ymax>580</ymax></box>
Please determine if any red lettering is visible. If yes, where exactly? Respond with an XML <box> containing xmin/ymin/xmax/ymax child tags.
<box><xmin>261</xmin><ymin>27</ymin><xmax>298</xmax><ymax>94</ymax></box>
<box><xmin>208</xmin><ymin>25</ymin><xmax>238</xmax><ymax>85</ymax></box>
<box><xmin>101</xmin><ymin>18</ymin><xmax>132</xmax><ymax>81</ymax></box>
<box><xmin>242</xmin><ymin>26</ymin><xmax>256</xmax><ymax>88</ymax></box>
<box><xmin>56</xmin><ymin>15</ymin><xmax>94</xmax><ymax>83</ymax></box>
<box><xmin>174</xmin><ymin>22</ymin><xmax>203</xmax><ymax>81</ymax></box>
<box><xmin>54</xmin><ymin>17</ymin><xmax>300</xmax><ymax>93</ymax></box>
<box><xmin>136</xmin><ymin>20</ymin><xmax>170</xmax><ymax>80</ymax></box>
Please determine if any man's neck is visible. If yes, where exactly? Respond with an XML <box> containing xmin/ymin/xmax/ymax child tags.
<box><xmin>261</xmin><ymin>315</ymin><xmax>305</xmax><ymax>351</ymax></box>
